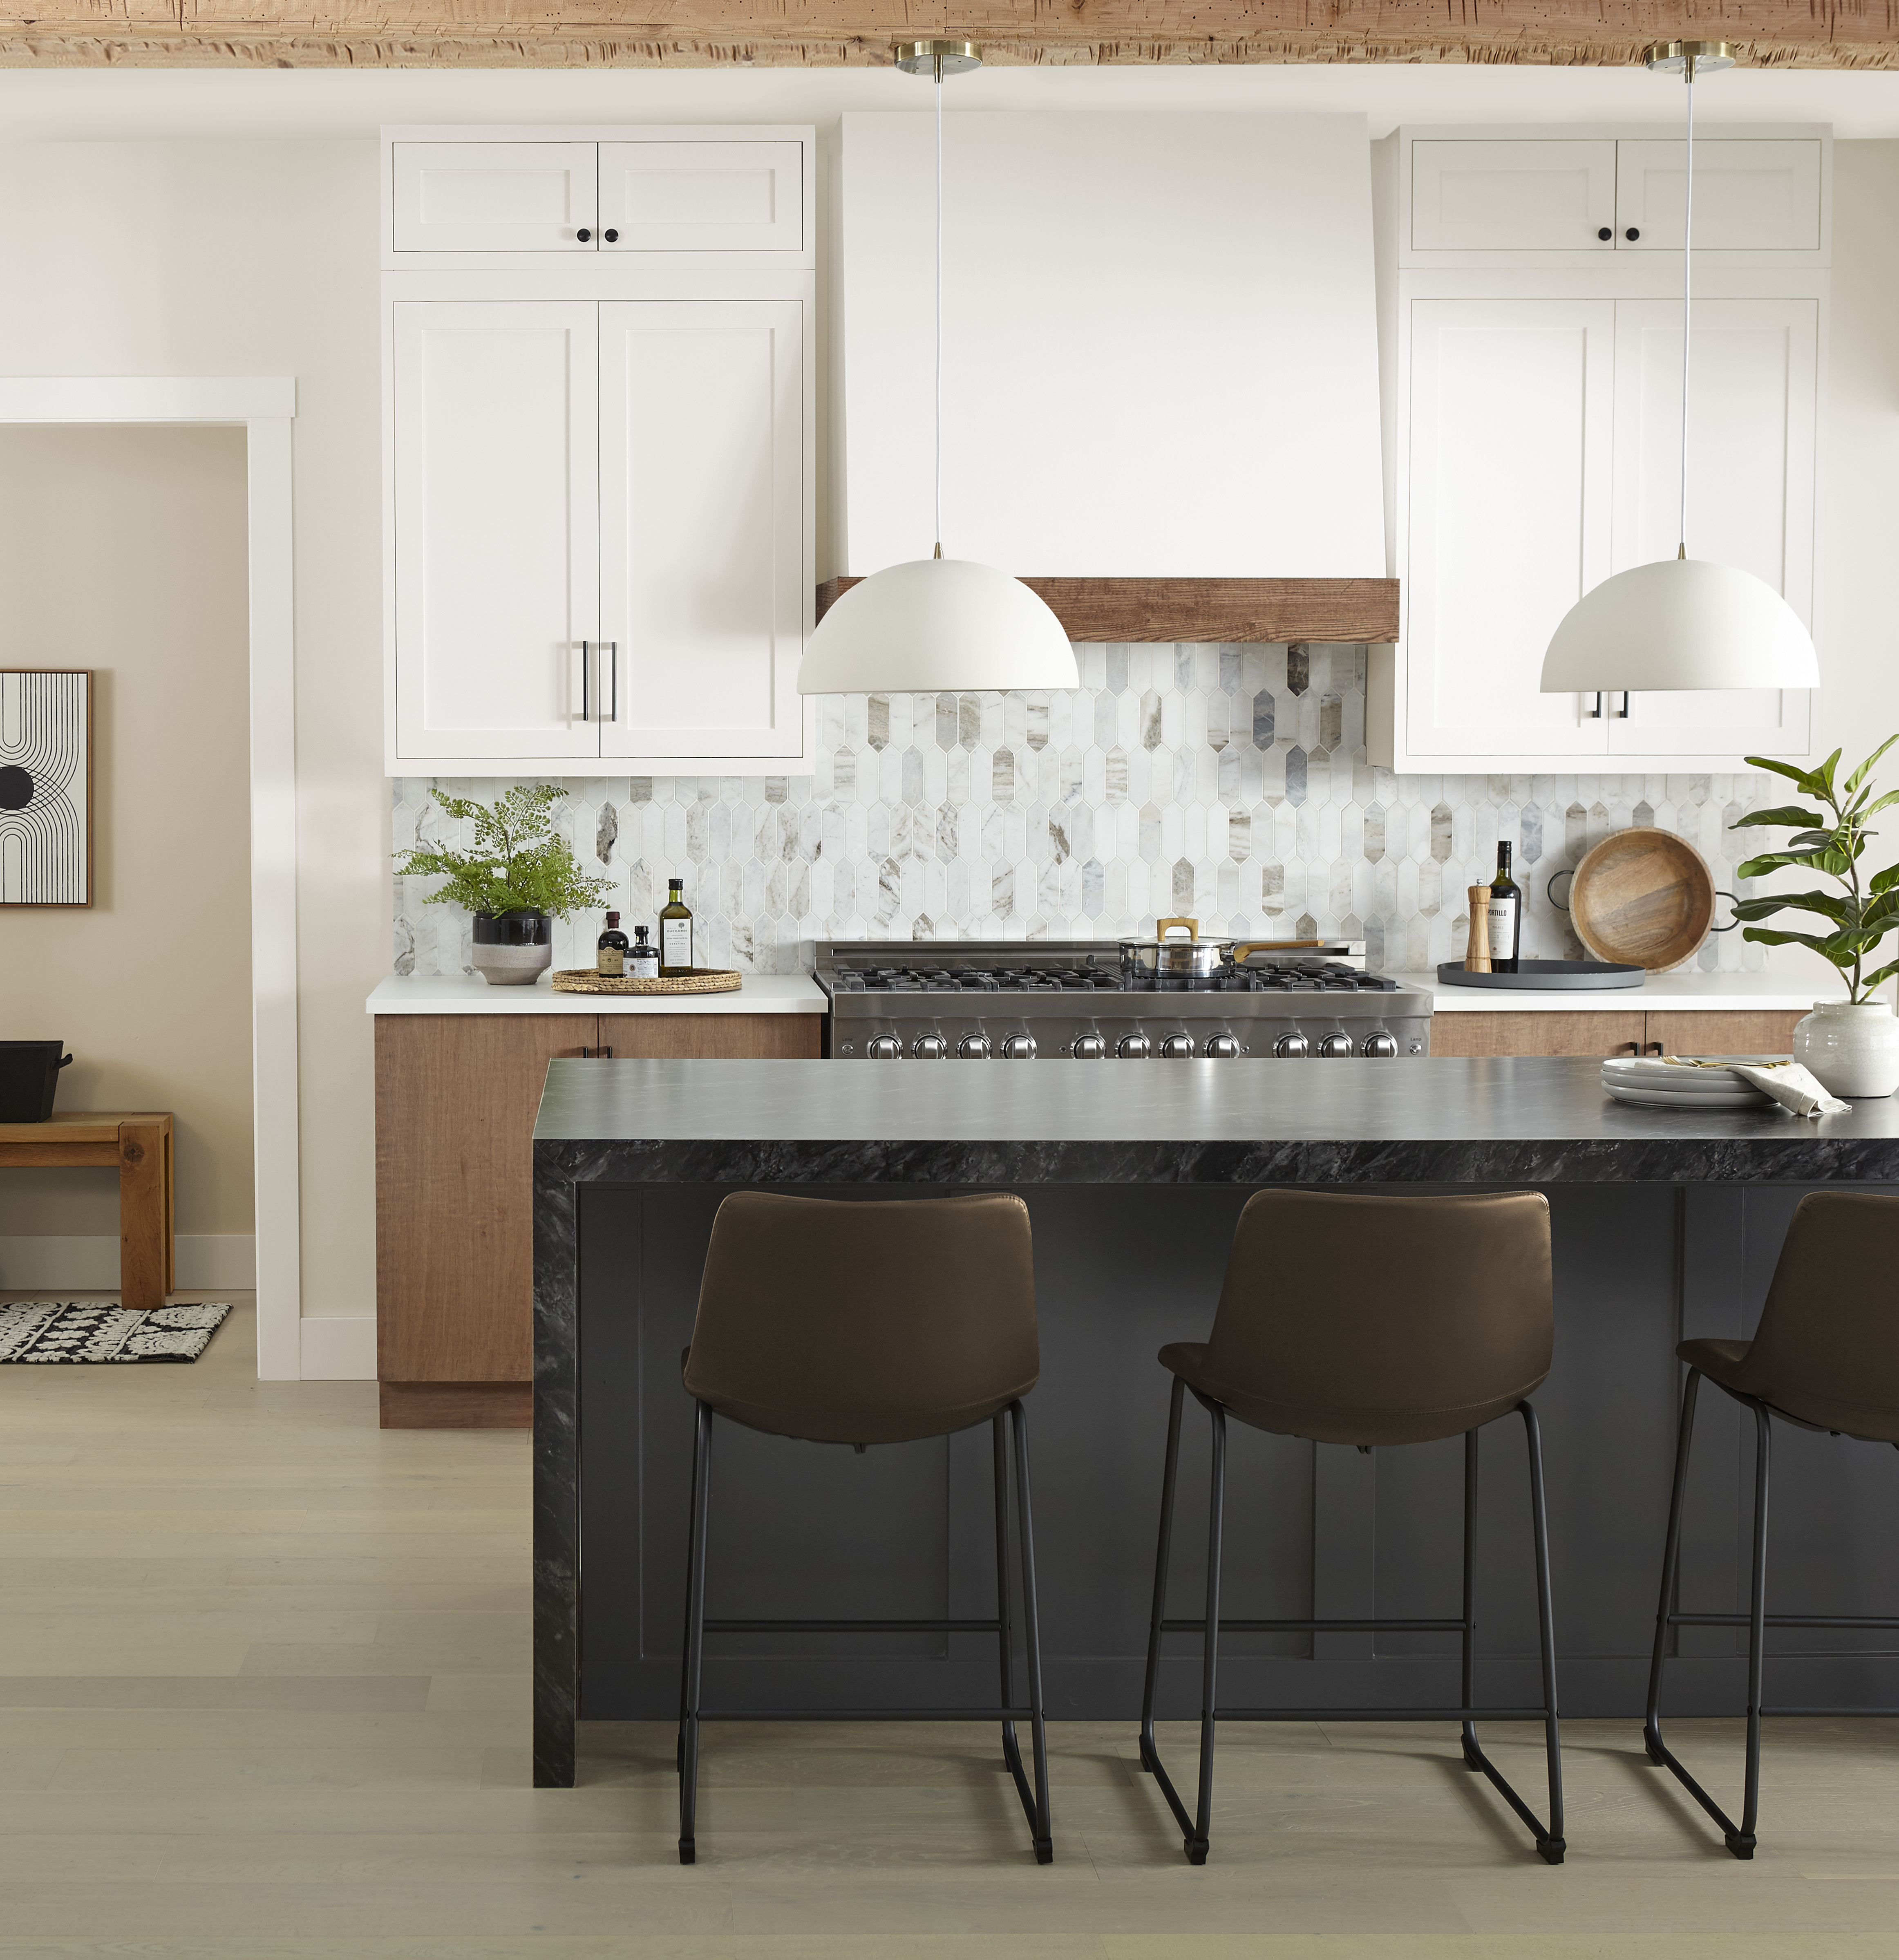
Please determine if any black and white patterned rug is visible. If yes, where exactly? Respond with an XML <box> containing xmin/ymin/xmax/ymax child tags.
<box><xmin>0</xmin><ymin>1301</ymin><xmax>232</xmax><ymax>1364</ymax></box>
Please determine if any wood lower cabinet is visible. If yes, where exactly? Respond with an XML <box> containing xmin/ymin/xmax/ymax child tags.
<box><xmin>374</xmin><ymin>1010</ymin><xmax>821</xmax><ymax>1428</ymax></box>
<box><xmin>1429</xmin><ymin>1008</ymin><xmax>1804</xmax><ymax>1059</ymax></box>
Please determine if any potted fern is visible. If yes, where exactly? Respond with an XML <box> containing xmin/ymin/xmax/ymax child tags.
<box><xmin>1730</xmin><ymin>736</ymin><xmax>1899</xmax><ymax>1096</ymax></box>
<box><xmin>394</xmin><ymin>785</ymin><xmax>616</xmax><ymax>986</ymax></box>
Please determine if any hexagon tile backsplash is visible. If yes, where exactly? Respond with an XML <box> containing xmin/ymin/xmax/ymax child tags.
<box><xmin>391</xmin><ymin>642</ymin><xmax>1775</xmax><ymax>980</ymax></box>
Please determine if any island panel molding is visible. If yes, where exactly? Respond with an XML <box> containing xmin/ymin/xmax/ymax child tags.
<box><xmin>9</xmin><ymin>1</ymin><xmax>1898</xmax><ymax>68</ymax></box>
<box><xmin>814</xmin><ymin>579</ymin><xmax>1400</xmax><ymax>646</ymax></box>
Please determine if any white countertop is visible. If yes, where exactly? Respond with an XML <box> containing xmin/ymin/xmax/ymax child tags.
<box><xmin>1396</xmin><ymin>970</ymin><xmax>1847</xmax><ymax>1014</ymax></box>
<box><xmin>366</xmin><ymin>973</ymin><xmax>828</xmax><ymax>1016</ymax></box>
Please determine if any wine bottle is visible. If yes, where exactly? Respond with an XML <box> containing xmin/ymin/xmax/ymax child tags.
<box><xmin>1488</xmin><ymin>843</ymin><xmax>1522</xmax><ymax>975</ymax></box>
<box><xmin>629</xmin><ymin>924</ymin><xmax>660</xmax><ymax>981</ymax></box>
<box><xmin>596</xmin><ymin>911</ymin><xmax>630</xmax><ymax>978</ymax></box>
<box><xmin>660</xmin><ymin>878</ymin><xmax>694</xmax><ymax>978</ymax></box>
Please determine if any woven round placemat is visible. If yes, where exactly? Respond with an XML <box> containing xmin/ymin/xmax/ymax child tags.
<box><xmin>551</xmin><ymin>967</ymin><xmax>743</xmax><ymax>997</ymax></box>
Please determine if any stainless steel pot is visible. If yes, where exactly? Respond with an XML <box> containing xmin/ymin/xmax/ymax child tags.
<box><xmin>1118</xmin><ymin>916</ymin><xmax>1236</xmax><ymax>984</ymax></box>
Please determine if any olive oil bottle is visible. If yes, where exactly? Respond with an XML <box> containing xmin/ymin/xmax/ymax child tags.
<box><xmin>1488</xmin><ymin>843</ymin><xmax>1522</xmax><ymax>975</ymax></box>
<box><xmin>660</xmin><ymin>878</ymin><xmax>694</xmax><ymax>978</ymax></box>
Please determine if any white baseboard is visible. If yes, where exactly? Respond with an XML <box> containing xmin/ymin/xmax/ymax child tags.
<box><xmin>0</xmin><ymin>1233</ymin><xmax>257</xmax><ymax>1291</ymax></box>
<box><xmin>298</xmin><ymin>1315</ymin><xmax>377</xmax><ymax>1381</ymax></box>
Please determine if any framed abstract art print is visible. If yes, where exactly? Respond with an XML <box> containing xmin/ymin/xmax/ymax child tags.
<box><xmin>0</xmin><ymin>669</ymin><xmax>92</xmax><ymax>907</ymax></box>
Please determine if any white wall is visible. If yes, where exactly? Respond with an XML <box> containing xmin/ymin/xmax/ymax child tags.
<box><xmin>840</xmin><ymin>111</ymin><xmax>1386</xmax><ymax>578</ymax></box>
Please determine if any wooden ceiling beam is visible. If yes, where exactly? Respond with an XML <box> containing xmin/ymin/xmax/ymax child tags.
<box><xmin>5</xmin><ymin>0</ymin><xmax>1899</xmax><ymax>69</ymax></box>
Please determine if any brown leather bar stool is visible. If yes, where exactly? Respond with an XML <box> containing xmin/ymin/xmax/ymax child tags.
<box><xmin>1644</xmin><ymin>1190</ymin><xmax>1899</xmax><ymax>1860</ymax></box>
<box><xmin>676</xmin><ymin>1189</ymin><xmax>1053</xmax><ymax>1866</ymax></box>
<box><xmin>1138</xmin><ymin>1188</ymin><xmax>1565</xmax><ymax>1865</ymax></box>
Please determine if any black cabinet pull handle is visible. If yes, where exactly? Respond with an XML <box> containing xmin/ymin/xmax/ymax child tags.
<box><xmin>577</xmin><ymin>227</ymin><xmax>592</xmax><ymax>242</ymax></box>
<box><xmin>1645</xmin><ymin>1041</ymin><xmax>1664</xmax><ymax>1057</ymax></box>
<box><xmin>603</xmin><ymin>228</ymin><xmax>619</xmax><ymax>242</ymax></box>
<box><xmin>1597</xmin><ymin>227</ymin><xmax>1613</xmax><ymax>241</ymax></box>
<box><xmin>1626</xmin><ymin>227</ymin><xmax>1640</xmax><ymax>241</ymax></box>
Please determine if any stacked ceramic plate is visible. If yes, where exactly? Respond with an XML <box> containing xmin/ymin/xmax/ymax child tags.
<box><xmin>1601</xmin><ymin>1055</ymin><xmax>1774</xmax><ymax>1110</ymax></box>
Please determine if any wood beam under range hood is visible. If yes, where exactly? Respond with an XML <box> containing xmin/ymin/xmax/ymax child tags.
<box><xmin>812</xmin><ymin>576</ymin><xmax>1400</xmax><ymax>646</ymax></box>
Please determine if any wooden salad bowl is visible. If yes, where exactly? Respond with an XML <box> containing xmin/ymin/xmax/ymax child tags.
<box><xmin>1560</xmin><ymin>827</ymin><xmax>1728</xmax><ymax>972</ymax></box>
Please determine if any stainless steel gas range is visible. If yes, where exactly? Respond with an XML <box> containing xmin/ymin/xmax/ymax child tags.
<box><xmin>809</xmin><ymin>940</ymin><xmax>1433</xmax><ymax>1061</ymax></box>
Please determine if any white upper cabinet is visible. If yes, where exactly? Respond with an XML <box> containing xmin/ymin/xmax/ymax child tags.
<box><xmin>392</xmin><ymin>143</ymin><xmax>598</xmax><ymax>253</ymax></box>
<box><xmin>598</xmin><ymin>141</ymin><xmax>803</xmax><ymax>253</ymax></box>
<box><xmin>1607</xmin><ymin>296</ymin><xmax>1817</xmax><ymax>755</ymax></box>
<box><xmin>599</xmin><ymin>300</ymin><xmax>805</xmax><ymax>760</ymax></box>
<box><xmin>1403</xmin><ymin>299</ymin><xmax>1616</xmax><ymax>760</ymax></box>
<box><xmin>1615</xmin><ymin>140</ymin><xmax>1823</xmax><ymax>252</ymax></box>
<box><xmin>391</xmin><ymin>302</ymin><xmax>601</xmax><ymax>761</ymax></box>
<box><xmin>1411</xmin><ymin>141</ymin><xmax>1617</xmax><ymax>253</ymax></box>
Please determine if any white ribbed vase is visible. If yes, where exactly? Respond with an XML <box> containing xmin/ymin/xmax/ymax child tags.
<box><xmin>1791</xmin><ymin>1002</ymin><xmax>1899</xmax><ymax>1099</ymax></box>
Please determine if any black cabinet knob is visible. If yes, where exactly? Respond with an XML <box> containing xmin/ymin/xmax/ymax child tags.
<box><xmin>1597</xmin><ymin>227</ymin><xmax>1612</xmax><ymax>241</ymax></box>
<box><xmin>576</xmin><ymin>227</ymin><xmax>592</xmax><ymax>242</ymax></box>
<box><xmin>1626</xmin><ymin>227</ymin><xmax>1640</xmax><ymax>241</ymax></box>
<box><xmin>603</xmin><ymin>228</ymin><xmax>619</xmax><ymax>242</ymax></box>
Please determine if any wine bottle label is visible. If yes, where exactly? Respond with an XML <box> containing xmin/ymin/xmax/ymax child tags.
<box><xmin>1488</xmin><ymin>895</ymin><xmax>1519</xmax><ymax>960</ymax></box>
<box><xmin>662</xmin><ymin>919</ymin><xmax>693</xmax><ymax>969</ymax></box>
<box><xmin>597</xmin><ymin>947</ymin><xmax>624</xmax><ymax>976</ymax></box>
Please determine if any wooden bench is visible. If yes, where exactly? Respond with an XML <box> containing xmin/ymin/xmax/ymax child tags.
<box><xmin>0</xmin><ymin>1113</ymin><xmax>174</xmax><ymax>1308</ymax></box>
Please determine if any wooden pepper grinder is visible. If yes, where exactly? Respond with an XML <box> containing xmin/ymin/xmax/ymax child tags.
<box><xmin>1465</xmin><ymin>885</ymin><xmax>1492</xmax><ymax>973</ymax></box>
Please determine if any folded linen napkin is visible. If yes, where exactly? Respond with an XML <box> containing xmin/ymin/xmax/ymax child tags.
<box><xmin>1726</xmin><ymin>1061</ymin><xmax>1852</xmax><ymax>1118</ymax></box>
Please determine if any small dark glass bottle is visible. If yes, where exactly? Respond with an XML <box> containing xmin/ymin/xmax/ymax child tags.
<box><xmin>1488</xmin><ymin>843</ymin><xmax>1523</xmax><ymax>975</ymax></box>
<box><xmin>660</xmin><ymin>878</ymin><xmax>694</xmax><ymax>978</ymax></box>
<box><xmin>629</xmin><ymin>924</ymin><xmax>660</xmax><ymax>980</ymax></box>
<box><xmin>596</xmin><ymin>910</ymin><xmax>631</xmax><ymax>978</ymax></box>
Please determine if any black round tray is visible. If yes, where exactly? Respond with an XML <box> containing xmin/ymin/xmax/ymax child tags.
<box><xmin>1437</xmin><ymin>959</ymin><xmax>1645</xmax><ymax>992</ymax></box>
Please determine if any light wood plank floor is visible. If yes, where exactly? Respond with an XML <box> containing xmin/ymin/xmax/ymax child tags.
<box><xmin>1</xmin><ymin>1301</ymin><xmax>1896</xmax><ymax>1958</ymax></box>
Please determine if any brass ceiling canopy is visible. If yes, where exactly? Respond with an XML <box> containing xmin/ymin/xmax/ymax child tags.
<box><xmin>894</xmin><ymin>39</ymin><xmax>983</xmax><ymax>75</ymax></box>
<box><xmin>1643</xmin><ymin>39</ymin><xmax>1735</xmax><ymax>74</ymax></box>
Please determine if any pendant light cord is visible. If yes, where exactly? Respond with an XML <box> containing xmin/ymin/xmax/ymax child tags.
<box><xmin>1678</xmin><ymin>56</ymin><xmax>1695</xmax><ymax>559</ymax></box>
<box><xmin>933</xmin><ymin>54</ymin><xmax>944</xmax><ymax>560</ymax></box>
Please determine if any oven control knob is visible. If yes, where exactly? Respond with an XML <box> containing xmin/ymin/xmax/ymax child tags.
<box><xmin>1317</xmin><ymin>1032</ymin><xmax>1355</xmax><ymax>1059</ymax></box>
<box><xmin>911</xmin><ymin>1034</ymin><xmax>948</xmax><ymax>1060</ymax></box>
<box><xmin>866</xmin><ymin>1034</ymin><xmax>903</xmax><ymax>1060</ymax></box>
<box><xmin>1116</xmin><ymin>1033</ymin><xmax>1151</xmax><ymax>1059</ymax></box>
<box><xmin>1160</xmin><ymin>1034</ymin><xmax>1195</xmax><ymax>1059</ymax></box>
<box><xmin>957</xmin><ymin>1034</ymin><xmax>991</xmax><ymax>1061</ymax></box>
<box><xmin>1001</xmin><ymin>1034</ymin><xmax>1038</xmax><ymax>1061</ymax></box>
<box><xmin>1361</xmin><ymin>1031</ymin><xmax>1398</xmax><ymax>1059</ymax></box>
<box><xmin>1273</xmin><ymin>1031</ymin><xmax>1308</xmax><ymax>1058</ymax></box>
<box><xmin>1071</xmin><ymin>1034</ymin><xmax>1106</xmax><ymax>1059</ymax></box>
<box><xmin>1203</xmin><ymin>1034</ymin><xmax>1241</xmax><ymax>1058</ymax></box>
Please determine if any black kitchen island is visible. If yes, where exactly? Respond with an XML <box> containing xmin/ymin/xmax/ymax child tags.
<box><xmin>532</xmin><ymin>1057</ymin><xmax>1899</xmax><ymax>1788</ymax></box>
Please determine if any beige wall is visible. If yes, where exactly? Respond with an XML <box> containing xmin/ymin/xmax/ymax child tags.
<box><xmin>0</xmin><ymin>425</ymin><xmax>253</xmax><ymax>1236</ymax></box>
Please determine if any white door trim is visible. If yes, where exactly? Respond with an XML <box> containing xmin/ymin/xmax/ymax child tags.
<box><xmin>0</xmin><ymin>376</ymin><xmax>302</xmax><ymax>1380</ymax></box>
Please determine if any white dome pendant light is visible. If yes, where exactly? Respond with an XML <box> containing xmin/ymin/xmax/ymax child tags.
<box><xmin>797</xmin><ymin>40</ymin><xmax>1079</xmax><ymax>696</ymax></box>
<box><xmin>1541</xmin><ymin>41</ymin><xmax>1818</xmax><ymax>697</ymax></box>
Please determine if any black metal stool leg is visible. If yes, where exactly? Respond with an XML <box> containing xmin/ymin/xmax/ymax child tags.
<box><xmin>677</xmin><ymin>1395</ymin><xmax>707</xmax><ymax>1778</ymax></box>
<box><xmin>1139</xmin><ymin>1376</ymin><xmax>1187</xmax><ymax>1777</ymax></box>
<box><xmin>678</xmin><ymin>1400</ymin><xmax>713</xmax><ymax>1865</ymax></box>
<box><xmin>1187</xmin><ymin>1403</ymin><xmax>1228</xmax><ymax>1866</ymax></box>
<box><xmin>1644</xmin><ymin>1369</ymin><xmax>1702</xmax><ymax>1768</ymax></box>
<box><xmin>1008</xmin><ymin>1399</ymin><xmax>1055</xmax><ymax>1864</ymax></box>
<box><xmin>1460</xmin><ymin>1426</ymin><xmax>1482</xmax><ymax>1772</ymax></box>
<box><xmin>1736</xmin><ymin>1400</ymin><xmax>1772</xmax><ymax>1859</ymax></box>
<box><xmin>992</xmin><ymin>1412</ymin><xmax>1021</xmax><ymax>1788</ymax></box>
<box><xmin>1522</xmin><ymin>1400</ymin><xmax>1567</xmax><ymax>1863</ymax></box>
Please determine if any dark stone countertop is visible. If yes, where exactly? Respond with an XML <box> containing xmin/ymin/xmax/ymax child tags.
<box><xmin>531</xmin><ymin>1056</ymin><xmax>1899</xmax><ymax>1185</ymax></box>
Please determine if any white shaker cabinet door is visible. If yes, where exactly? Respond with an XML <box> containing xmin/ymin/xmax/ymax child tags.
<box><xmin>598</xmin><ymin>141</ymin><xmax>803</xmax><ymax>253</ymax></box>
<box><xmin>1607</xmin><ymin>297</ymin><xmax>1816</xmax><ymax>756</ymax></box>
<box><xmin>391</xmin><ymin>143</ymin><xmax>599</xmax><ymax>253</ymax></box>
<box><xmin>392</xmin><ymin>302</ymin><xmax>601</xmax><ymax>761</ymax></box>
<box><xmin>1411</xmin><ymin>141</ymin><xmax>1617</xmax><ymax>253</ymax></box>
<box><xmin>1615</xmin><ymin>141</ymin><xmax>1823</xmax><ymax>253</ymax></box>
<box><xmin>1404</xmin><ymin>298</ymin><xmax>1616</xmax><ymax>760</ymax></box>
<box><xmin>598</xmin><ymin>300</ymin><xmax>806</xmax><ymax>761</ymax></box>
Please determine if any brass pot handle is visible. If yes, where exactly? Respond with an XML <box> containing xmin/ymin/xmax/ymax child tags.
<box><xmin>1232</xmin><ymin>939</ymin><xmax>1323</xmax><ymax>961</ymax></box>
<box><xmin>1155</xmin><ymin>915</ymin><xmax>1199</xmax><ymax>940</ymax></box>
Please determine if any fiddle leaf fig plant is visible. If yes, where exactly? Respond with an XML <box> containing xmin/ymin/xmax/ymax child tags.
<box><xmin>1729</xmin><ymin>735</ymin><xmax>1899</xmax><ymax>1005</ymax></box>
<box><xmin>393</xmin><ymin>783</ymin><xmax>616</xmax><ymax>921</ymax></box>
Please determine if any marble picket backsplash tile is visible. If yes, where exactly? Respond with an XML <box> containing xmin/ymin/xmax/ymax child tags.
<box><xmin>391</xmin><ymin>641</ymin><xmax>1774</xmax><ymax>980</ymax></box>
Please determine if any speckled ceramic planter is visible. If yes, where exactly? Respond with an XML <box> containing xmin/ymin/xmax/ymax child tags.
<box><xmin>472</xmin><ymin>910</ymin><xmax>552</xmax><ymax>987</ymax></box>
<box><xmin>1792</xmin><ymin>1001</ymin><xmax>1899</xmax><ymax>1099</ymax></box>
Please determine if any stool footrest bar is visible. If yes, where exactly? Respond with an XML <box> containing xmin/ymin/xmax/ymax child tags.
<box><xmin>1161</xmin><ymin>1617</ymin><xmax>1465</xmax><ymax>1634</ymax></box>
<box><xmin>703</xmin><ymin>1618</ymin><xmax>1000</xmax><ymax>1634</ymax></box>
<box><xmin>1759</xmin><ymin>1705</ymin><xmax>1899</xmax><ymax>1717</ymax></box>
<box><xmin>1669</xmin><ymin>1613</ymin><xmax>1899</xmax><ymax>1630</ymax></box>
<box><xmin>694</xmin><ymin>1707</ymin><xmax>1036</xmax><ymax>1722</ymax></box>
<box><xmin>1211</xmin><ymin>1705</ymin><xmax>1551</xmax><ymax>1722</ymax></box>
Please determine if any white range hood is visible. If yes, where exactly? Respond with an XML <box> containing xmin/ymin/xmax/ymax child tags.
<box><xmin>839</xmin><ymin>110</ymin><xmax>1387</xmax><ymax>585</ymax></box>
